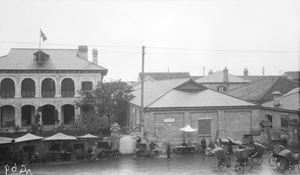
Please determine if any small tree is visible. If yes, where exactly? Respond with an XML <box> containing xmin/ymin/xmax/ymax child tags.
<box><xmin>54</xmin><ymin>109</ymin><xmax>60</xmax><ymax>126</ymax></box>
<box><xmin>76</xmin><ymin>79</ymin><xmax>134</xmax><ymax>127</ymax></box>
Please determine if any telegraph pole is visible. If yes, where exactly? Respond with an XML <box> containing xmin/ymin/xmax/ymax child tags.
<box><xmin>140</xmin><ymin>46</ymin><xmax>145</xmax><ymax>135</ymax></box>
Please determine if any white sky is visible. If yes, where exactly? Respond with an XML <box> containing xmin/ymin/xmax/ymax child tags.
<box><xmin>0</xmin><ymin>0</ymin><xmax>299</xmax><ymax>81</ymax></box>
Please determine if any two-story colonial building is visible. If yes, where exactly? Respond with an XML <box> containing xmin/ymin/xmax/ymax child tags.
<box><xmin>0</xmin><ymin>45</ymin><xmax>108</xmax><ymax>132</ymax></box>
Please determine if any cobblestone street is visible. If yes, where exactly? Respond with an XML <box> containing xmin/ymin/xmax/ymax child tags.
<box><xmin>2</xmin><ymin>151</ymin><xmax>297</xmax><ymax>175</ymax></box>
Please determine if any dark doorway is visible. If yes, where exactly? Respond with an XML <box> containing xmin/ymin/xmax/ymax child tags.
<box><xmin>63</xmin><ymin>105</ymin><xmax>75</xmax><ymax>124</ymax></box>
<box><xmin>42</xmin><ymin>105</ymin><xmax>55</xmax><ymax>125</ymax></box>
<box><xmin>21</xmin><ymin>105</ymin><xmax>35</xmax><ymax>126</ymax></box>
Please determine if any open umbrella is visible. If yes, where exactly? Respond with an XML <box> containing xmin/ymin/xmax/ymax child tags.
<box><xmin>0</xmin><ymin>136</ymin><xmax>13</xmax><ymax>145</ymax></box>
<box><xmin>43</xmin><ymin>132</ymin><xmax>77</xmax><ymax>141</ymax></box>
<box><xmin>14</xmin><ymin>133</ymin><xmax>44</xmax><ymax>143</ymax></box>
<box><xmin>77</xmin><ymin>134</ymin><xmax>99</xmax><ymax>139</ymax></box>
<box><xmin>179</xmin><ymin>125</ymin><xmax>198</xmax><ymax>132</ymax></box>
<box><xmin>162</xmin><ymin>141</ymin><xmax>174</xmax><ymax>146</ymax></box>
<box><xmin>179</xmin><ymin>125</ymin><xmax>197</xmax><ymax>142</ymax></box>
<box><xmin>43</xmin><ymin>132</ymin><xmax>77</xmax><ymax>153</ymax></box>
<box><xmin>147</xmin><ymin>135</ymin><xmax>159</xmax><ymax>142</ymax></box>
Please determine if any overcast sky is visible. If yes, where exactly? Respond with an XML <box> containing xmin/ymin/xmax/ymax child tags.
<box><xmin>0</xmin><ymin>0</ymin><xmax>299</xmax><ymax>81</ymax></box>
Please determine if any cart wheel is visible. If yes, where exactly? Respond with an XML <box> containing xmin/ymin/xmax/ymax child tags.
<box><xmin>217</xmin><ymin>159</ymin><xmax>226</xmax><ymax>171</ymax></box>
<box><xmin>244</xmin><ymin>159</ymin><xmax>253</xmax><ymax>172</ymax></box>
<box><xmin>288</xmin><ymin>163</ymin><xmax>296</xmax><ymax>174</ymax></box>
<box><xmin>268</xmin><ymin>155</ymin><xmax>276</xmax><ymax>166</ymax></box>
<box><xmin>235</xmin><ymin>161</ymin><xmax>244</xmax><ymax>173</ymax></box>
<box><xmin>252</xmin><ymin>157</ymin><xmax>263</xmax><ymax>165</ymax></box>
<box><xmin>275</xmin><ymin>157</ymin><xmax>281</xmax><ymax>168</ymax></box>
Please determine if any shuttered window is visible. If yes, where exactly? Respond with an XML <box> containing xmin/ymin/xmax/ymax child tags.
<box><xmin>198</xmin><ymin>119</ymin><xmax>211</xmax><ymax>136</ymax></box>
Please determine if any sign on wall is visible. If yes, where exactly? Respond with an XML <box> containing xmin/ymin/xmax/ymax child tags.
<box><xmin>163</xmin><ymin>118</ymin><xmax>175</xmax><ymax>123</ymax></box>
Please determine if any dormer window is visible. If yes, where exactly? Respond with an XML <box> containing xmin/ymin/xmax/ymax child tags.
<box><xmin>33</xmin><ymin>50</ymin><xmax>49</xmax><ymax>64</ymax></box>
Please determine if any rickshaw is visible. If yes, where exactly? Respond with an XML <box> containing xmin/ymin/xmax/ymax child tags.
<box><xmin>277</xmin><ymin>149</ymin><xmax>300</xmax><ymax>173</ymax></box>
<box><xmin>248</xmin><ymin>143</ymin><xmax>265</xmax><ymax>165</ymax></box>
<box><xmin>211</xmin><ymin>147</ymin><xmax>226</xmax><ymax>171</ymax></box>
<box><xmin>268</xmin><ymin>144</ymin><xmax>286</xmax><ymax>167</ymax></box>
<box><xmin>234</xmin><ymin>148</ymin><xmax>253</xmax><ymax>173</ymax></box>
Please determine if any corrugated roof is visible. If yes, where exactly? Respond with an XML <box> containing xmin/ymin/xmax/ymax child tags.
<box><xmin>0</xmin><ymin>48</ymin><xmax>108</xmax><ymax>74</ymax></box>
<box><xmin>262</xmin><ymin>87</ymin><xmax>300</xmax><ymax>111</ymax></box>
<box><xmin>227</xmin><ymin>76</ymin><xmax>299</xmax><ymax>104</ymax></box>
<box><xmin>130</xmin><ymin>78</ymin><xmax>257</xmax><ymax>108</ymax></box>
<box><xmin>195</xmin><ymin>71</ymin><xmax>251</xmax><ymax>83</ymax></box>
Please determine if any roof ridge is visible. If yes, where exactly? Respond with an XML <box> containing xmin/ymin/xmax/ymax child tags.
<box><xmin>260</xmin><ymin>77</ymin><xmax>280</xmax><ymax>101</ymax></box>
<box><xmin>146</xmin><ymin>79</ymin><xmax>188</xmax><ymax>107</ymax></box>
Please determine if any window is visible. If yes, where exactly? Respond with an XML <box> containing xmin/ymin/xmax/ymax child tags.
<box><xmin>217</xmin><ymin>86</ymin><xmax>226</xmax><ymax>92</ymax></box>
<box><xmin>82</xmin><ymin>81</ymin><xmax>92</xmax><ymax>91</ymax></box>
<box><xmin>198</xmin><ymin>119</ymin><xmax>211</xmax><ymax>136</ymax></box>
<box><xmin>42</xmin><ymin>78</ymin><xmax>55</xmax><ymax>97</ymax></box>
<box><xmin>0</xmin><ymin>78</ymin><xmax>15</xmax><ymax>98</ymax></box>
<box><xmin>21</xmin><ymin>78</ymin><xmax>35</xmax><ymax>97</ymax></box>
<box><xmin>61</xmin><ymin>78</ymin><xmax>75</xmax><ymax>97</ymax></box>
<box><xmin>281</xmin><ymin>115</ymin><xmax>289</xmax><ymax>129</ymax></box>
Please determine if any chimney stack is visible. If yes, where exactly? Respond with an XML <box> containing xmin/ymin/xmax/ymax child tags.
<box><xmin>243</xmin><ymin>68</ymin><xmax>248</xmax><ymax>77</ymax></box>
<box><xmin>208</xmin><ymin>70</ymin><xmax>213</xmax><ymax>75</ymax></box>
<box><xmin>78</xmin><ymin>45</ymin><xmax>88</xmax><ymax>60</ymax></box>
<box><xmin>223</xmin><ymin>67</ymin><xmax>228</xmax><ymax>82</ymax></box>
<box><xmin>272</xmin><ymin>91</ymin><xmax>281</xmax><ymax>107</ymax></box>
<box><xmin>92</xmin><ymin>49</ymin><xmax>98</xmax><ymax>65</ymax></box>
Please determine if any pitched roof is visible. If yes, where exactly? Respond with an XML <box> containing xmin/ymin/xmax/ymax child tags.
<box><xmin>0</xmin><ymin>48</ymin><xmax>108</xmax><ymax>74</ymax></box>
<box><xmin>262</xmin><ymin>87</ymin><xmax>300</xmax><ymax>111</ymax></box>
<box><xmin>195</xmin><ymin>71</ymin><xmax>251</xmax><ymax>83</ymax></box>
<box><xmin>283</xmin><ymin>71</ymin><xmax>300</xmax><ymax>81</ymax></box>
<box><xmin>238</xmin><ymin>75</ymin><xmax>281</xmax><ymax>82</ymax></box>
<box><xmin>130</xmin><ymin>78</ymin><xmax>257</xmax><ymax>108</ymax></box>
<box><xmin>226</xmin><ymin>76</ymin><xmax>299</xmax><ymax>104</ymax></box>
<box><xmin>138</xmin><ymin>72</ymin><xmax>190</xmax><ymax>81</ymax></box>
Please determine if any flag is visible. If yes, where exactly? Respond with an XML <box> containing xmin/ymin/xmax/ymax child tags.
<box><xmin>40</xmin><ymin>29</ymin><xmax>47</xmax><ymax>41</ymax></box>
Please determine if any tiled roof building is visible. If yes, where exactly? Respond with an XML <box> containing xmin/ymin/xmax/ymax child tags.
<box><xmin>0</xmin><ymin>46</ymin><xmax>107</xmax><ymax>132</ymax></box>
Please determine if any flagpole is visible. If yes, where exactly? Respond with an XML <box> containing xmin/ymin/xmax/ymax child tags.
<box><xmin>39</xmin><ymin>29</ymin><xmax>41</xmax><ymax>60</ymax></box>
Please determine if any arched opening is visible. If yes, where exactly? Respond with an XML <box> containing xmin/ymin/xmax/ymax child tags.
<box><xmin>0</xmin><ymin>78</ymin><xmax>15</xmax><ymax>98</ymax></box>
<box><xmin>61</xmin><ymin>78</ymin><xmax>75</xmax><ymax>97</ymax></box>
<box><xmin>21</xmin><ymin>78</ymin><xmax>35</xmax><ymax>98</ymax></box>
<box><xmin>0</xmin><ymin>105</ymin><xmax>15</xmax><ymax>127</ymax></box>
<box><xmin>21</xmin><ymin>105</ymin><xmax>35</xmax><ymax>126</ymax></box>
<box><xmin>62</xmin><ymin>104</ymin><xmax>75</xmax><ymax>124</ymax></box>
<box><xmin>42</xmin><ymin>105</ymin><xmax>55</xmax><ymax>125</ymax></box>
<box><xmin>42</xmin><ymin>78</ymin><xmax>55</xmax><ymax>97</ymax></box>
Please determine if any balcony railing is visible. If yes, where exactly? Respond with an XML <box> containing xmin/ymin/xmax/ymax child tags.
<box><xmin>21</xmin><ymin>91</ymin><xmax>35</xmax><ymax>98</ymax></box>
<box><xmin>42</xmin><ymin>91</ymin><xmax>55</xmax><ymax>97</ymax></box>
<box><xmin>0</xmin><ymin>91</ymin><xmax>15</xmax><ymax>98</ymax></box>
<box><xmin>61</xmin><ymin>91</ymin><xmax>75</xmax><ymax>97</ymax></box>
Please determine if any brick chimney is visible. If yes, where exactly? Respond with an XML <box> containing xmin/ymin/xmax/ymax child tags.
<box><xmin>272</xmin><ymin>91</ymin><xmax>281</xmax><ymax>107</ymax></box>
<box><xmin>243</xmin><ymin>68</ymin><xmax>248</xmax><ymax>77</ymax></box>
<box><xmin>92</xmin><ymin>49</ymin><xmax>98</xmax><ymax>65</ymax></box>
<box><xmin>223</xmin><ymin>67</ymin><xmax>228</xmax><ymax>82</ymax></box>
<box><xmin>77</xmin><ymin>45</ymin><xmax>88</xmax><ymax>60</ymax></box>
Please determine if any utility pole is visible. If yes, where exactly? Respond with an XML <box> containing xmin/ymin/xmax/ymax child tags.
<box><xmin>140</xmin><ymin>46</ymin><xmax>145</xmax><ymax>135</ymax></box>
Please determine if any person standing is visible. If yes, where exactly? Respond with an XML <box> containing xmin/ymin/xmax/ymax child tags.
<box><xmin>201</xmin><ymin>137</ymin><xmax>206</xmax><ymax>154</ymax></box>
<box><xmin>166</xmin><ymin>145</ymin><xmax>171</xmax><ymax>160</ymax></box>
<box><xmin>91</xmin><ymin>142</ymin><xmax>99</xmax><ymax>160</ymax></box>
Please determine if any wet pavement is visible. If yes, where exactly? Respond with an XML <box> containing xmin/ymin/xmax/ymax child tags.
<box><xmin>1</xmin><ymin>151</ymin><xmax>298</xmax><ymax>175</ymax></box>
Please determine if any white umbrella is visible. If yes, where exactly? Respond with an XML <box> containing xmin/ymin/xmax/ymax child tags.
<box><xmin>43</xmin><ymin>132</ymin><xmax>77</xmax><ymax>141</ymax></box>
<box><xmin>179</xmin><ymin>125</ymin><xmax>198</xmax><ymax>142</ymax></box>
<box><xmin>76</xmin><ymin>134</ymin><xmax>99</xmax><ymax>139</ymax></box>
<box><xmin>179</xmin><ymin>125</ymin><xmax>198</xmax><ymax>132</ymax></box>
<box><xmin>0</xmin><ymin>136</ymin><xmax>13</xmax><ymax>144</ymax></box>
<box><xmin>14</xmin><ymin>133</ymin><xmax>44</xmax><ymax>143</ymax></box>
